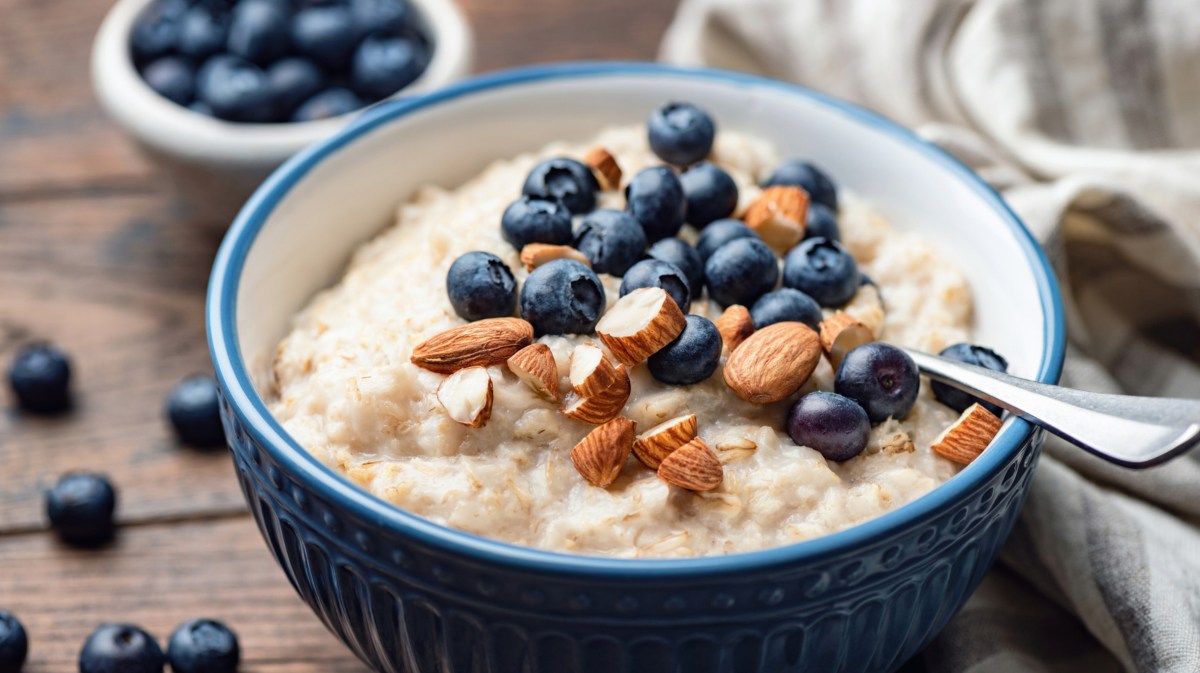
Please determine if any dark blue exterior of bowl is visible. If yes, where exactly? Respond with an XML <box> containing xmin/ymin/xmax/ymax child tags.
<box><xmin>208</xmin><ymin>63</ymin><xmax>1066</xmax><ymax>673</ymax></box>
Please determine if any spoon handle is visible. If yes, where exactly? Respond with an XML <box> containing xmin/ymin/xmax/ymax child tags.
<box><xmin>902</xmin><ymin>348</ymin><xmax>1200</xmax><ymax>468</ymax></box>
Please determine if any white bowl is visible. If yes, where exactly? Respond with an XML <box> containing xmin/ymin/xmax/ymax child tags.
<box><xmin>91</xmin><ymin>0</ymin><xmax>472</xmax><ymax>230</ymax></box>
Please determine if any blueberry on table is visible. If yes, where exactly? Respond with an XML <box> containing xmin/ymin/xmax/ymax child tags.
<box><xmin>292</xmin><ymin>5</ymin><xmax>360</xmax><ymax>69</ymax></box>
<box><xmin>835</xmin><ymin>342</ymin><xmax>920</xmax><ymax>424</ymax></box>
<box><xmin>350</xmin><ymin>0</ymin><xmax>413</xmax><ymax>37</ymax></box>
<box><xmin>167</xmin><ymin>619</ymin><xmax>240</xmax><ymax>673</ymax></box>
<box><xmin>177</xmin><ymin>6</ymin><xmax>228</xmax><ymax>60</ymax></box>
<box><xmin>620</xmin><ymin>259</ymin><xmax>691</xmax><ymax>313</ymax></box>
<box><xmin>46</xmin><ymin>473</ymin><xmax>117</xmax><ymax>548</ymax></box>
<box><xmin>0</xmin><ymin>610</ymin><xmax>28</xmax><ymax>673</ymax></box>
<box><xmin>932</xmin><ymin>343</ymin><xmax>1009</xmax><ymax>415</ymax></box>
<box><xmin>647</xmin><ymin>102</ymin><xmax>715</xmax><ymax>167</ymax></box>
<box><xmin>522</xmin><ymin>157</ymin><xmax>599</xmax><ymax>215</ymax></box>
<box><xmin>787</xmin><ymin>391</ymin><xmax>870</xmax><ymax>462</ymax></box>
<box><xmin>291</xmin><ymin>88</ymin><xmax>364</xmax><ymax>122</ymax></box>
<box><xmin>446</xmin><ymin>251</ymin><xmax>517</xmax><ymax>322</ymax></box>
<box><xmin>573</xmin><ymin>209</ymin><xmax>648</xmax><ymax>276</ymax></box>
<box><xmin>197</xmin><ymin>55</ymin><xmax>275</xmax><ymax>122</ymax></box>
<box><xmin>79</xmin><ymin>624</ymin><xmax>164</xmax><ymax>673</ymax></box>
<box><xmin>782</xmin><ymin>237</ymin><xmax>859</xmax><ymax>307</ymax></box>
<box><xmin>141</xmin><ymin>56</ymin><xmax>195</xmax><ymax>106</ymax></box>
<box><xmin>624</xmin><ymin>166</ymin><xmax>686</xmax><ymax>242</ymax></box>
<box><xmin>680</xmin><ymin>161</ymin><xmax>738</xmax><ymax>228</ymax></box>
<box><xmin>130</xmin><ymin>0</ymin><xmax>187</xmax><ymax>64</ymax></box>
<box><xmin>763</xmin><ymin>159</ymin><xmax>839</xmax><ymax>211</ymax></box>
<box><xmin>8</xmin><ymin>343</ymin><xmax>72</xmax><ymax>414</ymax></box>
<box><xmin>804</xmin><ymin>202</ymin><xmax>840</xmax><ymax>242</ymax></box>
<box><xmin>352</xmin><ymin>33</ymin><xmax>429</xmax><ymax>101</ymax></box>
<box><xmin>646</xmin><ymin>237</ymin><xmax>704</xmax><ymax>295</ymax></box>
<box><xmin>267</xmin><ymin>57</ymin><xmax>326</xmax><ymax>115</ymax></box>
<box><xmin>750</xmin><ymin>288</ymin><xmax>822</xmax><ymax>330</ymax></box>
<box><xmin>704</xmin><ymin>237</ymin><xmax>778</xmax><ymax>308</ymax></box>
<box><xmin>166</xmin><ymin>375</ymin><xmax>227</xmax><ymax>448</ymax></box>
<box><xmin>694</xmin><ymin>218</ymin><xmax>756</xmax><ymax>262</ymax></box>
<box><xmin>648</xmin><ymin>315</ymin><xmax>722</xmax><ymax>385</ymax></box>
<box><xmin>519</xmin><ymin>259</ymin><xmax>606</xmax><ymax>336</ymax></box>
<box><xmin>500</xmin><ymin>197</ymin><xmax>572</xmax><ymax>249</ymax></box>
<box><xmin>225</xmin><ymin>0</ymin><xmax>290</xmax><ymax>66</ymax></box>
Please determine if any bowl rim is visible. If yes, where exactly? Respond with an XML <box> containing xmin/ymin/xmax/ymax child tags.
<box><xmin>207</xmin><ymin>61</ymin><xmax>1067</xmax><ymax>579</ymax></box>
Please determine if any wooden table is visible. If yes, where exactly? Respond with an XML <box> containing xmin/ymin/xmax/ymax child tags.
<box><xmin>0</xmin><ymin>1</ymin><xmax>678</xmax><ymax>670</ymax></box>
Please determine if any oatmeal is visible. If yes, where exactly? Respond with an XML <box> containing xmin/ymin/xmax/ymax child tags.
<box><xmin>268</xmin><ymin>122</ymin><xmax>977</xmax><ymax>558</ymax></box>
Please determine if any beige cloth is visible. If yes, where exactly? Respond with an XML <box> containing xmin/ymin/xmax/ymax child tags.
<box><xmin>661</xmin><ymin>1</ymin><xmax>1200</xmax><ymax>671</ymax></box>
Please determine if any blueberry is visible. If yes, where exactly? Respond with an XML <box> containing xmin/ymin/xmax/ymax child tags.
<box><xmin>197</xmin><ymin>55</ymin><xmax>275</xmax><ymax>122</ymax></box>
<box><xmin>704</xmin><ymin>237</ymin><xmax>778</xmax><ymax>308</ymax></box>
<box><xmin>694</xmin><ymin>218</ymin><xmax>756</xmax><ymax>262</ymax></box>
<box><xmin>647</xmin><ymin>315</ymin><xmax>721</xmax><ymax>385</ymax></box>
<box><xmin>130</xmin><ymin>0</ymin><xmax>188</xmax><ymax>64</ymax></box>
<box><xmin>225</xmin><ymin>0</ymin><xmax>290</xmax><ymax>66</ymax></box>
<box><xmin>500</xmin><ymin>197</ymin><xmax>572</xmax><ymax>249</ymax></box>
<box><xmin>859</xmin><ymin>272</ymin><xmax>875</xmax><ymax>287</ymax></box>
<box><xmin>804</xmin><ymin>202</ymin><xmax>840</xmax><ymax>242</ymax></box>
<box><xmin>189</xmin><ymin>101</ymin><xmax>214</xmax><ymax>116</ymax></box>
<box><xmin>79</xmin><ymin>624</ymin><xmax>164</xmax><ymax>673</ymax></box>
<box><xmin>141</xmin><ymin>56</ymin><xmax>195</xmax><ymax>105</ymax></box>
<box><xmin>349</xmin><ymin>0</ymin><xmax>413</xmax><ymax>36</ymax></box>
<box><xmin>522</xmin><ymin>158</ymin><xmax>598</xmax><ymax>215</ymax></box>
<box><xmin>835</xmin><ymin>343</ymin><xmax>920</xmax><ymax>424</ymax></box>
<box><xmin>351</xmin><ymin>33</ymin><xmax>429</xmax><ymax>101</ymax></box>
<box><xmin>647</xmin><ymin>102</ymin><xmax>715</xmax><ymax>167</ymax></box>
<box><xmin>763</xmin><ymin>160</ymin><xmax>839</xmax><ymax>211</ymax></box>
<box><xmin>167</xmin><ymin>619</ymin><xmax>240</xmax><ymax>673</ymax></box>
<box><xmin>290</xmin><ymin>87</ymin><xmax>364</xmax><ymax>122</ymax></box>
<box><xmin>786</xmin><ymin>391</ymin><xmax>870</xmax><ymax>462</ymax></box>
<box><xmin>292</xmin><ymin>6</ymin><xmax>359</xmax><ymax>69</ymax></box>
<box><xmin>573</xmin><ymin>209</ymin><xmax>647</xmax><ymax>276</ymax></box>
<box><xmin>624</xmin><ymin>166</ymin><xmax>686</xmax><ymax>242</ymax></box>
<box><xmin>620</xmin><ymin>259</ymin><xmax>690</xmax><ymax>313</ymax></box>
<box><xmin>9</xmin><ymin>343</ymin><xmax>72</xmax><ymax>414</ymax></box>
<box><xmin>782</xmin><ymin>237</ymin><xmax>858</xmax><ymax>307</ymax></box>
<box><xmin>519</xmin><ymin>259</ymin><xmax>605</xmax><ymax>336</ymax></box>
<box><xmin>177</xmin><ymin>6</ymin><xmax>228</xmax><ymax>60</ymax></box>
<box><xmin>0</xmin><ymin>610</ymin><xmax>28</xmax><ymax>673</ymax></box>
<box><xmin>445</xmin><ymin>251</ymin><xmax>517</xmax><ymax>322</ymax></box>
<box><xmin>932</xmin><ymin>343</ymin><xmax>1009</xmax><ymax>415</ymax></box>
<box><xmin>46</xmin><ymin>473</ymin><xmax>117</xmax><ymax>548</ymax></box>
<box><xmin>166</xmin><ymin>375</ymin><xmax>227</xmax><ymax>448</ymax></box>
<box><xmin>680</xmin><ymin>161</ymin><xmax>738</xmax><ymax>228</ymax></box>
<box><xmin>646</xmin><ymin>237</ymin><xmax>703</xmax><ymax>294</ymax></box>
<box><xmin>750</xmin><ymin>288</ymin><xmax>821</xmax><ymax>330</ymax></box>
<box><xmin>267</xmin><ymin>57</ymin><xmax>325</xmax><ymax>114</ymax></box>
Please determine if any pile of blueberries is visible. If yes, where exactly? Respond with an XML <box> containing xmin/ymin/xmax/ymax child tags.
<box><xmin>445</xmin><ymin>101</ymin><xmax>1009</xmax><ymax>463</ymax></box>
<box><xmin>3</xmin><ymin>344</ymin><xmax>237</xmax><ymax>672</ymax></box>
<box><xmin>132</xmin><ymin>0</ymin><xmax>430</xmax><ymax>122</ymax></box>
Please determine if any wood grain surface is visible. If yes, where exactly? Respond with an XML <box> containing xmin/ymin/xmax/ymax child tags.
<box><xmin>0</xmin><ymin>1</ymin><xmax>677</xmax><ymax>670</ymax></box>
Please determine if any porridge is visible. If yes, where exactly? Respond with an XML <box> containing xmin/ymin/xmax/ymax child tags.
<box><xmin>268</xmin><ymin>104</ymin><xmax>1006</xmax><ymax>558</ymax></box>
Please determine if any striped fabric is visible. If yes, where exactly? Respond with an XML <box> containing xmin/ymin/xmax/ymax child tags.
<box><xmin>660</xmin><ymin>1</ymin><xmax>1200</xmax><ymax>670</ymax></box>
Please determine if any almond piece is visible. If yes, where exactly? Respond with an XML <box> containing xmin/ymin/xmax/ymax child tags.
<box><xmin>584</xmin><ymin>146</ymin><xmax>623</xmax><ymax>191</ymax></box>
<box><xmin>561</xmin><ymin>364</ymin><xmax>631</xmax><ymax>424</ymax></box>
<box><xmin>595</xmin><ymin>287</ymin><xmax>686</xmax><ymax>366</ymax></box>
<box><xmin>571</xmin><ymin>416</ymin><xmax>637</xmax><ymax>487</ymax></box>
<box><xmin>520</xmin><ymin>244</ymin><xmax>591</xmax><ymax>271</ymax></box>
<box><xmin>657</xmin><ymin>437</ymin><xmax>723</xmax><ymax>491</ymax></box>
<box><xmin>724</xmin><ymin>322</ymin><xmax>822</xmax><ymax>404</ymax></box>
<box><xmin>819</xmin><ymin>312</ymin><xmax>875</xmax><ymax>370</ymax></box>
<box><xmin>569</xmin><ymin>343</ymin><xmax>621</xmax><ymax>397</ymax></box>
<box><xmin>633</xmin><ymin>414</ymin><xmax>698</xmax><ymax>469</ymax></box>
<box><xmin>411</xmin><ymin>318</ymin><xmax>534</xmax><ymax>374</ymax></box>
<box><xmin>436</xmin><ymin>366</ymin><xmax>493</xmax><ymax>428</ymax></box>
<box><xmin>931</xmin><ymin>403</ymin><xmax>1003</xmax><ymax>465</ymax></box>
<box><xmin>507</xmin><ymin>343</ymin><xmax>560</xmax><ymax>402</ymax></box>
<box><xmin>714</xmin><ymin>304</ymin><xmax>755</xmax><ymax>353</ymax></box>
<box><xmin>743</xmin><ymin>186</ymin><xmax>809</xmax><ymax>253</ymax></box>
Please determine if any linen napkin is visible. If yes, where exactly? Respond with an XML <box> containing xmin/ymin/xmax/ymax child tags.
<box><xmin>661</xmin><ymin>1</ymin><xmax>1200</xmax><ymax>671</ymax></box>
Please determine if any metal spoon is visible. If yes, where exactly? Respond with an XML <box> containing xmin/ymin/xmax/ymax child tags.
<box><xmin>902</xmin><ymin>348</ymin><xmax>1200</xmax><ymax>468</ymax></box>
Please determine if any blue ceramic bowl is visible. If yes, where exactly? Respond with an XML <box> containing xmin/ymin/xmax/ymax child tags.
<box><xmin>208</xmin><ymin>63</ymin><xmax>1066</xmax><ymax>673</ymax></box>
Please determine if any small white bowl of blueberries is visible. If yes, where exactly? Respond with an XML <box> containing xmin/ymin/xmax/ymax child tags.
<box><xmin>91</xmin><ymin>0</ymin><xmax>472</xmax><ymax>228</ymax></box>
